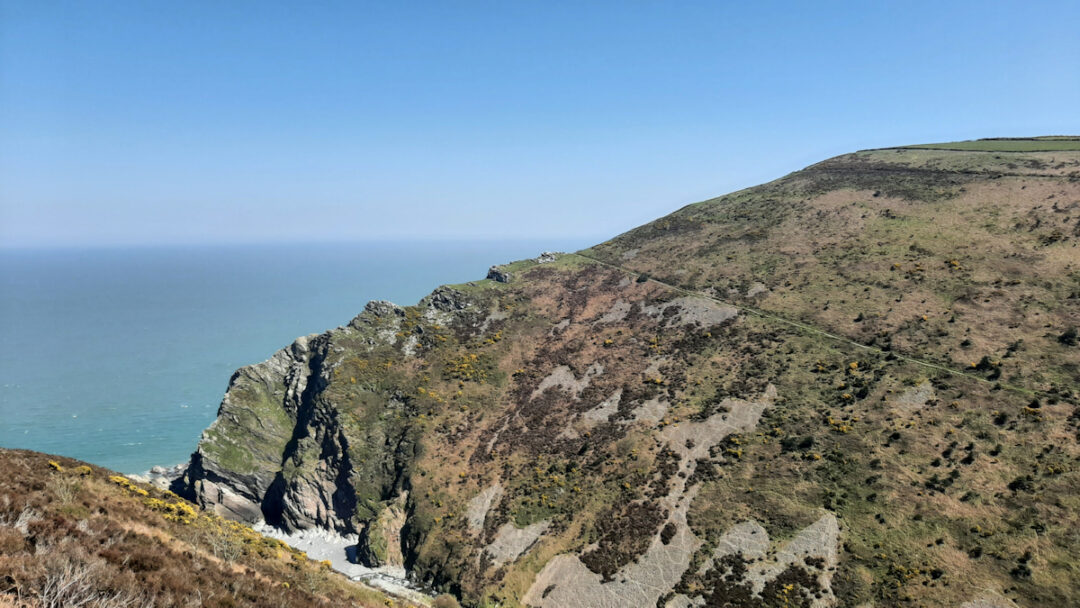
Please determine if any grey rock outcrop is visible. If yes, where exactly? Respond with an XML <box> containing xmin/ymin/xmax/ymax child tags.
<box><xmin>487</xmin><ymin>266</ymin><xmax>512</xmax><ymax>283</ymax></box>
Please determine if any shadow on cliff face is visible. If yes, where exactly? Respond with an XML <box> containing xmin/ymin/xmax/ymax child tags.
<box><xmin>173</xmin><ymin>334</ymin><xmax>363</xmax><ymax>536</ymax></box>
<box><xmin>258</xmin><ymin>428</ymin><xmax>358</xmax><ymax>535</ymax></box>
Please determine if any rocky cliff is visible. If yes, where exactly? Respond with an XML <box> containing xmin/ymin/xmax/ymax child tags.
<box><xmin>178</xmin><ymin>138</ymin><xmax>1080</xmax><ymax>607</ymax></box>
<box><xmin>181</xmin><ymin>331</ymin><xmax>360</xmax><ymax>532</ymax></box>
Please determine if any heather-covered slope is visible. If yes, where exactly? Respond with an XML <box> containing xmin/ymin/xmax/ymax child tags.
<box><xmin>587</xmin><ymin>141</ymin><xmax>1080</xmax><ymax>395</ymax></box>
<box><xmin>178</xmin><ymin>138</ymin><xmax>1080</xmax><ymax>608</ymax></box>
<box><xmin>0</xmin><ymin>449</ymin><xmax>418</xmax><ymax>608</ymax></box>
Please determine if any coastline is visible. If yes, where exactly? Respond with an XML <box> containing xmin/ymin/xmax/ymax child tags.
<box><xmin>252</xmin><ymin>522</ymin><xmax>431</xmax><ymax>603</ymax></box>
<box><xmin>127</xmin><ymin>463</ymin><xmax>430</xmax><ymax>603</ymax></box>
<box><xmin>128</xmin><ymin>461</ymin><xmax>188</xmax><ymax>489</ymax></box>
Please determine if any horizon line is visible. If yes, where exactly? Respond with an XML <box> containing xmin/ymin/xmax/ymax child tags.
<box><xmin>0</xmin><ymin>235</ymin><xmax>609</xmax><ymax>253</ymax></box>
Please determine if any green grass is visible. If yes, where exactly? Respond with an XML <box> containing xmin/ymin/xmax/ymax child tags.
<box><xmin>903</xmin><ymin>138</ymin><xmax>1080</xmax><ymax>152</ymax></box>
<box><xmin>445</xmin><ymin>277</ymin><xmax>509</xmax><ymax>293</ymax></box>
<box><xmin>201</xmin><ymin>429</ymin><xmax>257</xmax><ymax>472</ymax></box>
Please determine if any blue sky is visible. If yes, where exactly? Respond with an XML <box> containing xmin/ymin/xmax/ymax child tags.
<box><xmin>2</xmin><ymin>1</ymin><xmax>1078</xmax><ymax>247</ymax></box>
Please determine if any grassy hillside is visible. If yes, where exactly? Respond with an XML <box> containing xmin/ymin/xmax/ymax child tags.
<box><xmin>588</xmin><ymin>145</ymin><xmax>1080</xmax><ymax>398</ymax></box>
<box><xmin>0</xmin><ymin>449</ymin><xmax>422</xmax><ymax>608</ymax></box>
<box><xmin>580</xmin><ymin>144</ymin><xmax>1080</xmax><ymax>606</ymax></box>
<box><xmin>163</xmin><ymin>140</ymin><xmax>1079</xmax><ymax>607</ymax></box>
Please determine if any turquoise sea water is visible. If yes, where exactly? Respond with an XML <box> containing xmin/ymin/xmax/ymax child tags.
<box><xmin>0</xmin><ymin>240</ymin><xmax>590</xmax><ymax>473</ymax></box>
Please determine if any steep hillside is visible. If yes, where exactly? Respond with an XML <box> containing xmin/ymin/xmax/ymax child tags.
<box><xmin>0</xmin><ymin>449</ymin><xmax>420</xmax><ymax>608</ymax></box>
<box><xmin>177</xmin><ymin>138</ymin><xmax>1080</xmax><ymax>608</ymax></box>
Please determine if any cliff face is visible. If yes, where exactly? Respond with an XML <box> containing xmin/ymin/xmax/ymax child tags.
<box><xmin>179</xmin><ymin>139</ymin><xmax>1080</xmax><ymax>608</ymax></box>
<box><xmin>178</xmin><ymin>298</ymin><xmax>454</xmax><ymax>536</ymax></box>
<box><xmin>181</xmin><ymin>334</ymin><xmax>328</xmax><ymax>524</ymax></box>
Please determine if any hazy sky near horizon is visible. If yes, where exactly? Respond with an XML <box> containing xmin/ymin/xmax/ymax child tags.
<box><xmin>2</xmin><ymin>1</ymin><xmax>1079</xmax><ymax>248</ymax></box>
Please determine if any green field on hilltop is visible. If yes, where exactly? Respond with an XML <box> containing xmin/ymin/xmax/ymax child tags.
<box><xmin>903</xmin><ymin>137</ymin><xmax>1080</xmax><ymax>152</ymax></box>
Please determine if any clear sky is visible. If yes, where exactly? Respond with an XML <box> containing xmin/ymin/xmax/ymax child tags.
<box><xmin>2</xmin><ymin>1</ymin><xmax>1078</xmax><ymax>248</ymax></box>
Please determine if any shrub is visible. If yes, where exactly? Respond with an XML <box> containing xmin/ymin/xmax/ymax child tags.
<box><xmin>1059</xmin><ymin>327</ymin><xmax>1078</xmax><ymax>346</ymax></box>
<box><xmin>443</xmin><ymin>353</ymin><xmax>491</xmax><ymax>383</ymax></box>
<box><xmin>128</xmin><ymin>547</ymin><xmax>164</xmax><ymax>572</ymax></box>
<box><xmin>145</xmin><ymin>497</ymin><xmax>197</xmax><ymax>524</ymax></box>
<box><xmin>433</xmin><ymin>594</ymin><xmax>462</xmax><ymax>608</ymax></box>
<box><xmin>1007</xmin><ymin>475</ymin><xmax>1034</xmax><ymax>493</ymax></box>
<box><xmin>46</xmin><ymin>475</ymin><xmax>80</xmax><ymax>505</ymax></box>
<box><xmin>108</xmin><ymin>475</ymin><xmax>148</xmax><ymax>496</ymax></box>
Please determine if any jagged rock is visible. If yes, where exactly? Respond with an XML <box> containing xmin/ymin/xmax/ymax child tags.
<box><xmin>425</xmin><ymin>286</ymin><xmax>471</xmax><ymax>312</ymax></box>
<box><xmin>356</xmin><ymin>492</ymin><xmax>409</xmax><ymax>567</ymax></box>
<box><xmin>366</xmin><ymin>300</ymin><xmax>405</xmax><ymax>318</ymax></box>
<box><xmin>487</xmin><ymin>266</ymin><xmax>512</xmax><ymax>283</ymax></box>
<box><xmin>138</xmin><ymin>462</ymin><xmax>187</xmax><ymax>490</ymax></box>
<box><xmin>349</xmin><ymin>300</ymin><xmax>404</xmax><ymax>330</ymax></box>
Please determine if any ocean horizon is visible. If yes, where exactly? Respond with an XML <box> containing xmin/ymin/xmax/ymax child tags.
<box><xmin>0</xmin><ymin>238</ymin><xmax>593</xmax><ymax>473</ymax></box>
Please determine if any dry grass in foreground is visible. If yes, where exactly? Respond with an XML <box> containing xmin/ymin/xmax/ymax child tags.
<box><xmin>0</xmin><ymin>449</ymin><xmax>420</xmax><ymax>608</ymax></box>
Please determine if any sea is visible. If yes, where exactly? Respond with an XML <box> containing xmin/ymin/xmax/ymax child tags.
<box><xmin>0</xmin><ymin>239</ymin><xmax>591</xmax><ymax>474</ymax></box>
